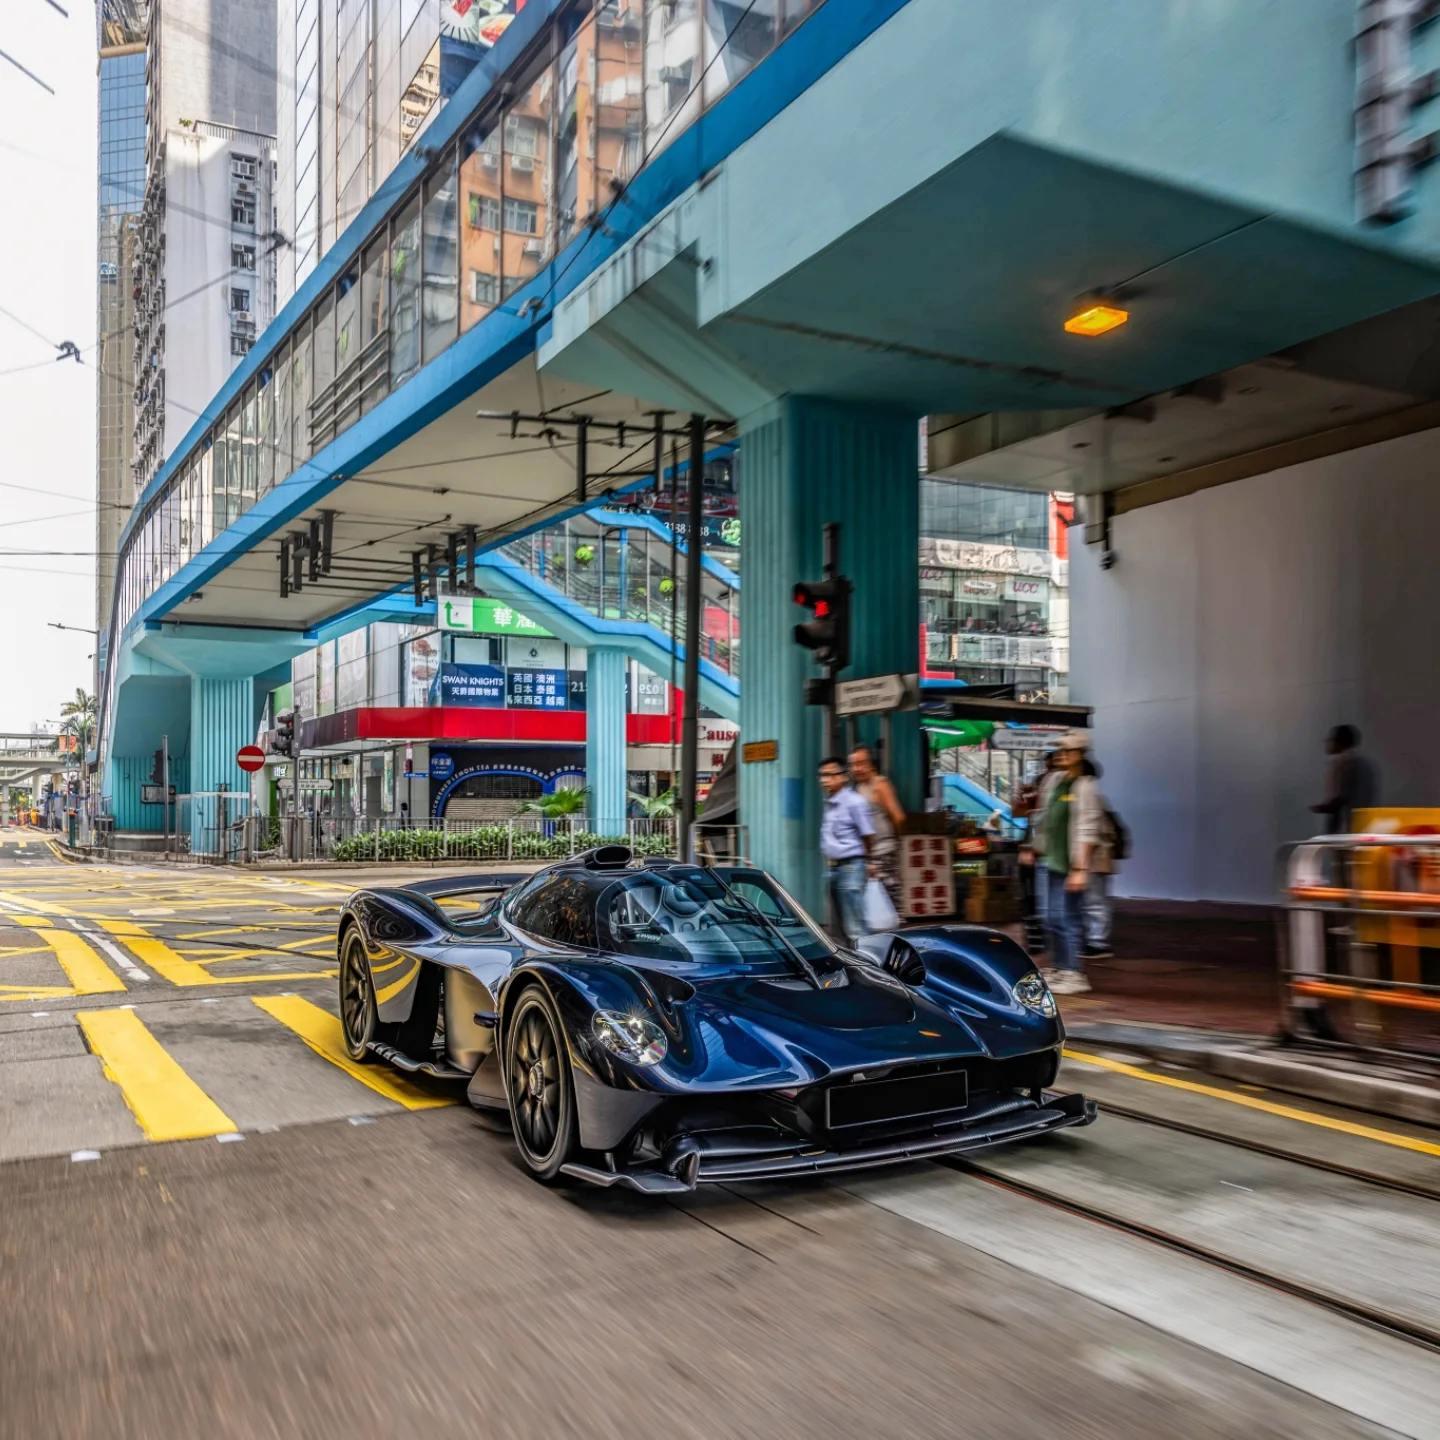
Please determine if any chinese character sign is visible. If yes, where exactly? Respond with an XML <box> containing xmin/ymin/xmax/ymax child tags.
<box><xmin>506</xmin><ymin>667</ymin><xmax>567</xmax><ymax>710</ymax></box>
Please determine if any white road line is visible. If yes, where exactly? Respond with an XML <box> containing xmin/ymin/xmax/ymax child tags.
<box><xmin>70</xmin><ymin>1150</ymin><xmax>101</xmax><ymax>1163</ymax></box>
<box><xmin>65</xmin><ymin>917</ymin><xmax>151</xmax><ymax>983</ymax></box>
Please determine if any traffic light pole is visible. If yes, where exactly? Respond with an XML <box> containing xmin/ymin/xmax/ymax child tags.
<box><xmin>678</xmin><ymin>413</ymin><xmax>706</xmax><ymax>862</ymax></box>
<box><xmin>821</xmin><ymin>522</ymin><xmax>840</xmax><ymax>757</ymax></box>
<box><xmin>161</xmin><ymin>734</ymin><xmax>170</xmax><ymax>860</ymax></box>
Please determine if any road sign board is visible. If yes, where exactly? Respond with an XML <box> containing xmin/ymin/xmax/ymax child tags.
<box><xmin>741</xmin><ymin>739</ymin><xmax>778</xmax><ymax>763</ymax></box>
<box><xmin>834</xmin><ymin>673</ymin><xmax>917</xmax><ymax>717</ymax></box>
<box><xmin>437</xmin><ymin>592</ymin><xmax>475</xmax><ymax>632</ymax></box>
<box><xmin>236</xmin><ymin>745</ymin><xmax>266</xmax><ymax>773</ymax></box>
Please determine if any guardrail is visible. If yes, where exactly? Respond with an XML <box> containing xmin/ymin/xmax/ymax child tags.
<box><xmin>1281</xmin><ymin>833</ymin><xmax>1440</xmax><ymax>1058</ymax></box>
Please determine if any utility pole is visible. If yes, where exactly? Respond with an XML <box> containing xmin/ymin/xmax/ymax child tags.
<box><xmin>678</xmin><ymin>414</ymin><xmax>706</xmax><ymax>862</ymax></box>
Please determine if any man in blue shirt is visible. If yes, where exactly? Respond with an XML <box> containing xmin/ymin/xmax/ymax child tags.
<box><xmin>818</xmin><ymin>755</ymin><xmax>875</xmax><ymax>944</ymax></box>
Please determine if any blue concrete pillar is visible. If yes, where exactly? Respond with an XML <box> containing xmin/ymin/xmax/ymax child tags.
<box><xmin>586</xmin><ymin>647</ymin><xmax>628</xmax><ymax>836</ymax></box>
<box><xmin>738</xmin><ymin>397</ymin><xmax>920</xmax><ymax>916</ymax></box>
<box><xmin>189</xmin><ymin>675</ymin><xmax>261</xmax><ymax>849</ymax></box>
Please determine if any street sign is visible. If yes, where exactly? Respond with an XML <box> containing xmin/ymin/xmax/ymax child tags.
<box><xmin>741</xmin><ymin>739</ymin><xmax>778</xmax><ymax>764</ymax></box>
<box><xmin>236</xmin><ymin>745</ymin><xmax>266</xmax><ymax>773</ymax></box>
<box><xmin>437</xmin><ymin>592</ymin><xmax>475</xmax><ymax>632</ymax></box>
<box><xmin>834</xmin><ymin>673</ymin><xmax>917</xmax><ymax>717</ymax></box>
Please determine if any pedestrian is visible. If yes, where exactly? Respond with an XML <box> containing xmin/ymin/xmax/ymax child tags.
<box><xmin>1080</xmin><ymin>754</ymin><xmax>1116</xmax><ymax>961</ymax></box>
<box><xmin>1031</xmin><ymin>730</ymin><xmax>1104</xmax><ymax>994</ymax></box>
<box><xmin>818</xmin><ymin>755</ymin><xmax>875</xmax><ymax>946</ymax></box>
<box><xmin>1310</xmin><ymin>724</ymin><xmax>1378</xmax><ymax>835</ymax></box>
<box><xmin>847</xmin><ymin>744</ymin><xmax>904</xmax><ymax>904</ymax></box>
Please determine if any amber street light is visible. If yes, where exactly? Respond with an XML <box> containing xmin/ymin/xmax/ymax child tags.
<box><xmin>1064</xmin><ymin>297</ymin><xmax>1129</xmax><ymax>337</ymax></box>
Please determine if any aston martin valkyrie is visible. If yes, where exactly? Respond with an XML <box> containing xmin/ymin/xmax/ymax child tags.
<box><xmin>336</xmin><ymin>845</ymin><xmax>1095</xmax><ymax>1191</ymax></box>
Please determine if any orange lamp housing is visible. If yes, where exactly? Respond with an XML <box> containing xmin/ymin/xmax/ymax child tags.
<box><xmin>1064</xmin><ymin>302</ymin><xmax>1129</xmax><ymax>337</ymax></box>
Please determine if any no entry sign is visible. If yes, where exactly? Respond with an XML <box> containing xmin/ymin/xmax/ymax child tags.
<box><xmin>236</xmin><ymin>745</ymin><xmax>267</xmax><ymax>773</ymax></box>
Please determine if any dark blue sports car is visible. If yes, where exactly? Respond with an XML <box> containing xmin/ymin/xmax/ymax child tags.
<box><xmin>336</xmin><ymin>845</ymin><xmax>1095</xmax><ymax>1192</ymax></box>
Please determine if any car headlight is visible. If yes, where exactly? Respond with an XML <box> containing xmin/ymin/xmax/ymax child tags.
<box><xmin>1012</xmin><ymin>972</ymin><xmax>1057</xmax><ymax>1018</ymax></box>
<box><xmin>592</xmin><ymin>1010</ymin><xmax>668</xmax><ymax>1066</ymax></box>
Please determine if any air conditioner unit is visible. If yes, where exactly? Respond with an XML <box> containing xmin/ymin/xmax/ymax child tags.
<box><xmin>509</xmin><ymin>153</ymin><xmax>535</xmax><ymax>173</ymax></box>
<box><xmin>522</xmin><ymin>239</ymin><xmax>544</xmax><ymax>257</ymax></box>
<box><xmin>479</xmin><ymin>150</ymin><xmax>498</xmax><ymax>169</ymax></box>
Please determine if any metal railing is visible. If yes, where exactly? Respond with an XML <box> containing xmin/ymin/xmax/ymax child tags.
<box><xmin>1281</xmin><ymin>832</ymin><xmax>1440</xmax><ymax>1059</ymax></box>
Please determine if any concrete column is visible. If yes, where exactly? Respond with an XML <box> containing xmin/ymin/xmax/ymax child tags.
<box><xmin>585</xmin><ymin>647</ymin><xmax>628</xmax><ymax>836</ymax></box>
<box><xmin>189</xmin><ymin>675</ymin><xmax>261</xmax><ymax>849</ymax></box>
<box><xmin>738</xmin><ymin>397</ymin><xmax>920</xmax><ymax>915</ymax></box>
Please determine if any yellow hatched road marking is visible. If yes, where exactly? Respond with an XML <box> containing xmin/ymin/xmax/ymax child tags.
<box><xmin>0</xmin><ymin>889</ymin><xmax>77</xmax><ymax>917</ymax></box>
<box><xmin>12</xmin><ymin>915</ymin><xmax>125</xmax><ymax>995</ymax></box>
<box><xmin>0</xmin><ymin>983</ymin><xmax>73</xmax><ymax>999</ymax></box>
<box><xmin>0</xmin><ymin>945</ymin><xmax>50</xmax><ymax>958</ymax></box>
<box><xmin>78</xmin><ymin>1008</ymin><xmax>236</xmax><ymax>1141</ymax></box>
<box><xmin>1065</xmin><ymin>1047</ymin><xmax>1440</xmax><ymax>1160</ymax></box>
<box><xmin>95</xmin><ymin>919</ymin><xmax>333</xmax><ymax>987</ymax></box>
<box><xmin>251</xmin><ymin>996</ymin><xmax>454</xmax><ymax>1110</ymax></box>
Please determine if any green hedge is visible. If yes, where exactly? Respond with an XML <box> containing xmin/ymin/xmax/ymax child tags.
<box><xmin>328</xmin><ymin>827</ymin><xmax>674</xmax><ymax>864</ymax></box>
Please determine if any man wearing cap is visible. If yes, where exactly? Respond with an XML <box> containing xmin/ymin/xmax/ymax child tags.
<box><xmin>1032</xmin><ymin>730</ymin><xmax>1104</xmax><ymax>994</ymax></box>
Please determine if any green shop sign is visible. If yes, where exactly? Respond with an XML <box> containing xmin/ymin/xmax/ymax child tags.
<box><xmin>437</xmin><ymin>594</ymin><xmax>553</xmax><ymax>637</ymax></box>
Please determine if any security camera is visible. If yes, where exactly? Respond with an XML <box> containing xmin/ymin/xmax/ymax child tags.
<box><xmin>1099</xmin><ymin>550</ymin><xmax>1117</xmax><ymax>571</ymax></box>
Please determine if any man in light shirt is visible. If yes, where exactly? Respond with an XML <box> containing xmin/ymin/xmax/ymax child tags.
<box><xmin>818</xmin><ymin>756</ymin><xmax>875</xmax><ymax>945</ymax></box>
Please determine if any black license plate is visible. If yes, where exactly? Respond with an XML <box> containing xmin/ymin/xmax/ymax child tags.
<box><xmin>825</xmin><ymin>1067</ymin><xmax>969</xmax><ymax>1130</ymax></box>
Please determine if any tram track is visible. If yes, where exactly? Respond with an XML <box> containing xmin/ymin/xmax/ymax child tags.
<box><xmin>1084</xmin><ymin>1096</ymin><xmax>1440</xmax><ymax>1204</ymax></box>
<box><xmin>940</xmin><ymin>1154</ymin><xmax>1440</xmax><ymax>1355</ymax></box>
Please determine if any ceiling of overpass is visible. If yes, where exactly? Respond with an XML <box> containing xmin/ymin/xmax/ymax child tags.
<box><xmin>168</xmin><ymin>357</ymin><xmax>701</xmax><ymax>635</ymax></box>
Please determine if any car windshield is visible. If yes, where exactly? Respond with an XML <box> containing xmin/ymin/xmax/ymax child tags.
<box><xmin>595</xmin><ymin>867</ymin><xmax>834</xmax><ymax>966</ymax></box>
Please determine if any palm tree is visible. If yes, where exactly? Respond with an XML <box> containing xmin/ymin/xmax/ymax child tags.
<box><xmin>628</xmin><ymin>788</ymin><xmax>676</xmax><ymax>820</ymax></box>
<box><xmin>518</xmin><ymin>785</ymin><xmax>588</xmax><ymax>820</ymax></box>
<box><xmin>59</xmin><ymin>688</ymin><xmax>96</xmax><ymax>751</ymax></box>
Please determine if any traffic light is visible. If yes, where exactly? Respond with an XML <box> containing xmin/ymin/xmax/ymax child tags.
<box><xmin>792</xmin><ymin>576</ymin><xmax>851</xmax><ymax>671</ymax></box>
<box><xmin>270</xmin><ymin>709</ymin><xmax>297</xmax><ymax>758</ymax></box>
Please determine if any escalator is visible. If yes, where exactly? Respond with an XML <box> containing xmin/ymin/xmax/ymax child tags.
<box><xmin>473</xmin><ymin>507</ymin><xmax>740</xmax><ymax>720</ymax></box>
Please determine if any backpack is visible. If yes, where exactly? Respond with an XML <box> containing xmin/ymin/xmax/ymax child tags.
<box><xmin>1105</xmin><ymin>808</ymin><xmax>1130</xmax><ymax>863</ymax></box>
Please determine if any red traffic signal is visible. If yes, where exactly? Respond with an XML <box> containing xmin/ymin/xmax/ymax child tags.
<box><xmin>793</xmin><ymin>577</ymin><xmax>851</xmax><ymax>670</ymax></box>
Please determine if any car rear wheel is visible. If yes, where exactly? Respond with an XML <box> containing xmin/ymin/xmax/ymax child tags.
<box><xmin>505</xmin><ymin>990</ymin><xmax>576</xmax><ymax>1182</ymax></box>
<box><xmin>339</xmin><ymin>931</ymin><xmax>381</xmax><ymax>1063</ymax></box>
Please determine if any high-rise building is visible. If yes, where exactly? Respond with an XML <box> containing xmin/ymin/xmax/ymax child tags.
<box><xmin>275</xmin><ymin>1</ymin><xmax>526</xmax><ymax>305</ymax></box>
<box><xmin>96</xmin><ymin>1</ymin><xmax>149</xmax><ymax>631</ymax></box>
<box><xmin>130</xmin><ymin>0</ymin><xmax>280</xmax><ymax>493</ymax></box>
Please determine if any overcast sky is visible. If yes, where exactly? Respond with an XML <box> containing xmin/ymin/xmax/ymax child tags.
<box><xmin>0</xmin><ymin>6</ymin><xmax>100</xmax><ymax>732</ymax></box>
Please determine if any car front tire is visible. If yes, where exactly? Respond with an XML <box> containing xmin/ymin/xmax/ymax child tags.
<box><xmin>505</xmin><ymin>988</ymin><xmax>577</xmax><ymax>1182</ymax></box>
<box><xmin>339</xmin><ymin>930</ymin><xmax>381</xmax><ymax>1064</ymax></box>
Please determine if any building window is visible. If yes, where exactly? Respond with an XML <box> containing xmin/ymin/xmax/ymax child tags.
<box><xmin>467</xmin><ymin>192</ymin><xmax>500</xmax><ymax>230</ymax></box>
<box><xmin>502</xmin><ymin>197</ymin><xmax>538</xmax><ymax>235</ymax></box>
<box><xmin>231</xmin><ymin>287</ymin><xmax>251</xmax><ymax>313</ymax></box>
<box><xmin>504</xmin><ymin>114</ymin><xmax>540</xmax><ymax>161</ymax></box>
<box><xmin>231</xmin><ymin>334</ymin><xmax>252</xmax><ymax>357</ymax></box>
<box><xmin>232</xmin><ymin>244</ymin><xmax>256</xmax><ymax>271</ymax></box>
<box><xmin>231</xmin><ymin>154</ymin><xmax>257</xmax><ymax>180</ymax></box>
<box><xmin>232</xmin><ymin>196</ymin><xmax>257</xmax><ymax>226</ymax></box>
<box><xmin>469</xmin><ymin>270</ymin><xmax>498</xmax><ymax>306</ymax></box>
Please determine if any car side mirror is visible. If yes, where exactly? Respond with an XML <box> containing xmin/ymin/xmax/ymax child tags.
<box><xmin>883</xmin><ymin>936</ymin><xmax>926</xmax><ymax>987</ymax></box>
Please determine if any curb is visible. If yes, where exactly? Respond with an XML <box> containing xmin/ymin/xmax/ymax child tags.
<box><xmin>1066</xmin><ymin>1020</ymin><xmax>1440</xmax><ymax>1129</ymax></box>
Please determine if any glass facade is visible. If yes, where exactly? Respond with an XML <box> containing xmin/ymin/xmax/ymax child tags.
<box><xmin>95</xmin><ymin>46</ymin><xmax>147</xmax><ymax>629</ymax></box>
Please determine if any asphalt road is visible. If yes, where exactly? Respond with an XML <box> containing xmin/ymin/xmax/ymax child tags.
<box><xmin>1</xmin><ymin>833</ymin><xmax>1437</xmax><ymax>1439</ymax></box>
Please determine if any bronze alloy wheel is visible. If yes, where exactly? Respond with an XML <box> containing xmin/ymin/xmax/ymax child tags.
<box><xmin>505</xmin><ymin>991</ymin><xmax>576</xmax><ymax>1181</ymax></box>
<box><xmin>339</xmin><ymin>932</ymin><xmax>377</xmax><ymax>1063</ymax></box>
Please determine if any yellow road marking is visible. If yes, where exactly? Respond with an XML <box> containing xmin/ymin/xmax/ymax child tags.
<box><xmin>0</xmin><ymin>945</ymin><xmax>50</xmax><ymax>959</ymax></box>
<box><xmin>12</xmin><ymin>916</ymin><xmax>125</xmax><ymax>994</ymax></box>
<box><xmin>279</xmin><ymin>934</ymin><xmax>336</xmax><ymax>952</ymax></box>
<box><xmin>1065</xmin><ymin>1047</ymin><xmax>1440</xmax><ymax>1160</ymax></box>
<box><xmin>251</xmin><ymin>996</ymin><xmax>453</xmax><ymax>1110</ymax></box>
<box><xmin>374</xmin><ymin>958</ymin><xmax>420</xmax><ymax>1004</ymax></box>
<box><xmin>0</xmin><ymin>889</ymin><xmax>76</xmax><ymax>917</ymax></box>
<box><xmin>94</xmin><ymin>919</ymin><xmax>332</xmax><ymax>987</ymax></box>
<box><xmin>78</xmin><ymin>1008</ymin><xmax>236</xmax><ymax>1142</ymax></box>
<box><xmin>0</xmin><ymin>983</ymin><xmax>73</xmax><ymax>999</ymax></box>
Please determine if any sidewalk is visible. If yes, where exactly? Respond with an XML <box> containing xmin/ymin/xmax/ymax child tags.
<box><xmin>1050</xmin><ymin>901</ymin><xmax>1440</xmax><ymax>1128</ymax></box>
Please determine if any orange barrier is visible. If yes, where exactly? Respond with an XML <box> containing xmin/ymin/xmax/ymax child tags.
<box><xmin>1291</xmin><ymin>978</ymin><xmax>1440</xmax><ymax>1014</ymax></box>
<box><xmin>1290</xmin><ymin>885</ymin><xmax>1440</xmax><ymax>909</ymax></box>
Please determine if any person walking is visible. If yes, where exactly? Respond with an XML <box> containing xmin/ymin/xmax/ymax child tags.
<box><xmin>848</xmin><ymin>744</ymin><xmax>904</xmax><ymax>904</ymax></box>
<box><xmin>1310</xmin><ymin>724</ymin><xmax>1378</xmax><ymax>834</ymax></box>
<box><xmin>818</xmin><ymin>755</ymin><xmax>875</xmax><ymax>946</ymax></box>
<box><xmin>1079</xmin><ymin>754</ymin><xmax>1115</xmax><ymax>961</ymax></box>
<box><xmin>1032</xmin><ymin>730</ymin><xmax>1104</xmax><ymax>994</ymax></box>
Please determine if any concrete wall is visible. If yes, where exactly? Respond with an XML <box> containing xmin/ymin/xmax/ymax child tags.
<box><xmin>1071</xmin><ymin>425</ymin><xmax>1440</xmax><ymax>904</ymax></box>
<box><xmin>156</xmin><ymin>0</ymin><xmax>277</xmax><ymax>139</ymax></box>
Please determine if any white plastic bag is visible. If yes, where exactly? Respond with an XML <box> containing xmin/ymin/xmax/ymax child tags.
<box><xmin>862</xmin><ymin>878</ymin><xmax>901</xmax><ymax>933</ymax></box>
